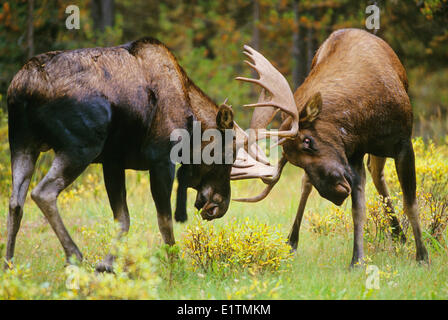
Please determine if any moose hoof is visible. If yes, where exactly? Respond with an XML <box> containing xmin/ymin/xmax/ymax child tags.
<box><xmin>416</xmin><ymin>248</ymin><xmax>429</xmax><ymax>266</ymax></box>
<box><xmin>349</xmin><ymin>259</ymin><xmax>366</xmax><ymax>270</ymax></box>
<box><xmin>95</xmin><ymin>261</ymin><xmax>114</xmax><ymax>274</ymax></box>
<box><xmin>287</xmin><ymin>238</ymin><xmax>298</xmax><ymax>254</ymax></box>
<box><xmin>174</xmin><ymin>210</ymin><xmax>188</xmax><ymax>223</ymax></box>
<box><xmin>66</xmin><ymin>251</ymin><xmax>83</xmax><ymax>266</ymax></box>
<box><xmin>95</xmin><ymin>255</ymin><xmax>116</xmax><ymax>273</ymax></box>
<box><xmin>3</xmin><ymin>260</ymin><xmax>14</xmax><ymax>270</ymax></box>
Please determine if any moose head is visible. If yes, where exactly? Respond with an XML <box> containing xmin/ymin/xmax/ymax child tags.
<box><xmin>230</xmin><ymin>45</ymin><xmax>351</xmax><ymax>206</ymax></box>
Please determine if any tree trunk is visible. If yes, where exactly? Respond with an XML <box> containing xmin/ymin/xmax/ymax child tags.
<box><xmin>91</xmin><ymin>0</ymin><xmax>115</xmax><ymax>31</ymax></box>
<box><xmin>292</xmin><ymin>0</ymin><xmax>303</xmax><ymax>90</ymax></box>
<box><xmin>250</xmin><ymin>0</ymin><xmax>261</xmax><ymax>98</ymax></box>
<box><xmin>252</xmin><ymin>0</ymin><xmax>260</xmax><ymax>51</ymax></box>
<box><xmin>26</xmin><ymin>0</ymin><xmax>34</xmax><ymax>59</ymax></box>
<box><xmin>306</xmin><ymin>24</ymin><xmax>314</xmax><ymax>74</ymax></box>
<box><xmin>292</xmin><ymin>0</ymin><xmax>306</xmax><ymax>89</ymax></box>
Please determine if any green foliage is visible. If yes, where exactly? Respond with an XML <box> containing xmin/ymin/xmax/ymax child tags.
<box><xmin>60</xmin><ymin>233</ymin><xmax>161</xmax><ymax>300</ymax></box>
<box><xmin>177</xmin><ymin>42</ymin><xmax>252</xmax><ymax>120</ymax></box>
<box><xmin>1</xmin><ymin>1</ymin><xmax>447</xmax><ymax>130</ymax></box>
<box><xmin>0</xmin><ymin>137</ymin><xmax>448</xmax><ymax>298</ymax></box>
<box><xmin>410</xmin><ymin>68</ymin><xmax>448</xmax><ymax>142</ymax></box>
<box><xmin>182</xmin><ymin>214</ymin><xmax>293</xmax><ymax>275</ymax></box>
<box><xmin>153</xmin><ymin>244</ymin><xmax>187</xmax><ymax>289</ymax></box>
<box><xmin>0</xmin><ymin>263</ymin><xmax>53</xmax><ymax>299</ymax></box>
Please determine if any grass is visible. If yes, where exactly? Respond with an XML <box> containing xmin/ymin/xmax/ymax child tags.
<box><xmin>0</xmin><ymin>139</ymin><xmax>447</xmax><ymax>299</ymax></box>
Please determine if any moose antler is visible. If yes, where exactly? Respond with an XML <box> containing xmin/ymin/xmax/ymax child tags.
<box><xmin>233</xmin><ymin>122</ymin><xmax>271</xmax><ymax>165</ymax></box>
<box><xmin>231</xmin><ymin>147</ymin><xmax>276</xmax><ymax>180</ymax></box>
<box><xmin>231</xmin><ymin>45</ymin><xmax>298</xmax><ymax>202</ymax></box>
<box><xmin>232</xmin><ymin>155</ymin><xmax>288</xmax><ymax>202</ymax></box>
<box><xmin>236</xmin><ymin>45</ymin><xmax>299</xmax><ymax>141</ymax></box>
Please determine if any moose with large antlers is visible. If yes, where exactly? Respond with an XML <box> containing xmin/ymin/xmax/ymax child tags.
<box><xmin>231</xmin><ymin>28</ymin><xmax>429</xmax><ymax>267</ymax></box>
<box><xmin>6</xmin><ymin>37</ymin><xmax>264</xmax><ymax>270</ymax></box>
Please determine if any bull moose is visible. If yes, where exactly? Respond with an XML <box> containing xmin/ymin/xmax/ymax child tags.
<box><xmin>5</xmin><ymin>37</ymin><xmax>251</xmax><ymax>271</ymax></box>
<box><xmin>231</xmin><ymin>28</ymin><xmax>429</xmax><ymax>267</ymax></box>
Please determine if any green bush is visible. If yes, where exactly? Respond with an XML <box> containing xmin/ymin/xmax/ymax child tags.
<box><xmin>182</xmin><ymin>214</ymin><xmax>293</xmax><ymax>275</ymax></box>
<box><xmin>0</xmin><ymin>263</ymin><xmax>53</xmax><ymax>299</ymax></box>
<box><xmin>59</xmin><ymin>233</ymin><xmax>161</xmax><ymax>300</ymax></box>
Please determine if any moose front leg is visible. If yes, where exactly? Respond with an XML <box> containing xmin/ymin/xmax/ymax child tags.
<box><xmin>103</xmin><ymin>163</ymin><xmax>130</xmax><ymax>235</ymax></box>
<box><xmin>96</xmin><ymin>163</ymin><xmax>130</xmax><ymax>273</ymax></box>
<box><xmin>350</xmin><ymin>158</ymin><xmax>367</xmax><ymax>268</ymax></box>
<box><xmin>174</xmin><ymin>165</ymin><xmax>189</xmax><ymax>223</ymax></box>
<box><xmin>150</xmin><ymin>162</ymin><xmax>176</xmax><ymax>245</ymax></box>
<box><xmin>288</xmin><ymin>173</ymin><xmax>312</xmax><ymax>251</ymax></box>
<box><xmin>5</xmin><ymin>150</ymin><xmax>39</xmax><ymax>268</ymax></box>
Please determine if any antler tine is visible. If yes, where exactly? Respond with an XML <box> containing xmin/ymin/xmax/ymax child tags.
<box><xmin>235</xmin><ymin>76</ymin><xmax>260</xmax><ymax>85</ymax></box>
<box><xmin>236</xmin><ymin>45</ymin><xmax>299</xmax><ymax>140</ymax></box>
<box><xmin>231</xmin><ymin>164</ymin><xmax>276</xmax><ymax>180</ymax></box>
<box><xmin>232</xmin><ymin>183</ymin><xmax>275</xmax><ymax>202</ymax></box>
<box><xmin>243</xmin><ymin>59</ymin><xmax>257</xmax><ymax>71</ymax></box>
<box><xmin>231</xmin><ymin>147</ymin><xmax>273</xmax><ymax>177</ymax></box>
<box><xmin>242</xmin><ymin>102</ymin><xmax>297</xmax><ymax>119</ymax></box>
<box><xmin>234</xmin><ymin>123</ymin><xmax>270</xmax><ymax>165</ymax></box>
<box><xmin>232</xmin><ymin>156</ymin><xmax>288</xmax><ymax>202</ymax></box>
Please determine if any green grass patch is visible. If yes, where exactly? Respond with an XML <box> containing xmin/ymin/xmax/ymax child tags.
<box><xmin>0</xmin><ymin>138</ymin><xmax>448</xmax><ymax>299</ymax></box>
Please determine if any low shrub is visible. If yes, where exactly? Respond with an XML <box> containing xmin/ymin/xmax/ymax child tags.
<box><xmin>59</xmin><ymin>234</ymin><xmax>161</xmax><ymax>300</ymax></box>
<box><xmin>182</xmin><ymin>215</ymin><xmax>293</xmax><ymax>275</ymax></box>
<box><xmin>0</xmin><ymin>263</ymin><xmax>53</xmax><ymax>299</ymax></box>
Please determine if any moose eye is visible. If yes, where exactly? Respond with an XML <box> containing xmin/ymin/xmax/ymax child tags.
<box><xmin>302</xmin><ymin>137</ymin><xmax>314</xmax><ymax>151</ymax></box>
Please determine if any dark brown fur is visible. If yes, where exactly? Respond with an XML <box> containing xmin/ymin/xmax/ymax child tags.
<box><xmin>6</xmin><ymin>37</ymin><xmax>234</xmax><ymax>271</ymax></box>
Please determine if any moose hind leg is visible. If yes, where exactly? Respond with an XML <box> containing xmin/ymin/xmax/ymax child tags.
<box><xmin>31</xmin><ymin>154</ymin><xmax>97</xmax><ymax>263</ymax></box>
<box><xmin>29</xmin><ymin>97</ymin><xmax>110</xmax><ymax>263</ymax></box>
<box><xmin>367</xmin><ymin>155</ymin><xmax>406</xmax><ymax>243</ymax></box>
<box><xmin>394</xmin><ymin>142</ymin><xmax>429</xmax><ymax>263</ymax></box>
<box><xmin>5</xmin><ymin>151</ymin><xmax>39</xmax><ymax>267</ymax></box>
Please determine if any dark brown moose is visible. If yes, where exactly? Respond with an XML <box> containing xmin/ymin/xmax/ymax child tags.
<box><xmin>231</xmin><ymin>28</ymin><xmax>429</xmax><ymax>267</ymax></box>
<box><xmin>6</xmin><ymin>37</ymin><xmax>243</xmax><ymax>271</ymax></box>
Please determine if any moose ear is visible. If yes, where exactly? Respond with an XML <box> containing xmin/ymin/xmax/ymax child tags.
<box><xmin>299</xmin><ymin>92</ymin><xmax>322</xmax><ymax>124</ymax></box>
<box><xmin>216</xmin><ymin>104</ymin><xmax>234</xmax><ymax>130</ymax></box>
